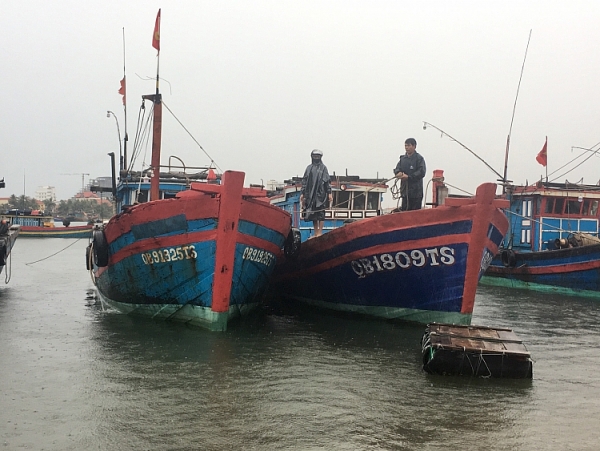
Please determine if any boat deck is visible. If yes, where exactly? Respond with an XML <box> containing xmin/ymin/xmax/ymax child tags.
<box><xmin>422</xmin><ymin>323</ymin><xmax>533</xmax><ymax>378</ymax></box>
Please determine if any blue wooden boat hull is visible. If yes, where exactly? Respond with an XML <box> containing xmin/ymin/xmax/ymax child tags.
<box><xmin>95</xmin><ymin>237</ymin><xmax>276</xmax><ymax>330</ymax></box>
<box><xmin>272</xmin><ymin>183</ymin><xmax>508</xmax><ymax>325</ymax></box>
<box><xmin>481</xmin><ymin>180</ymin><xmax>600</xmax><ymax>297</ymax></box>
<box><xmin>90</xmin><ymin>171</ymin><xmax>291</xmax><ymax>331</ymax></box>
<box><xmin>482</xmin><ymin>243</ymin><xmax>600</xmax><ymax>297</ymax></box>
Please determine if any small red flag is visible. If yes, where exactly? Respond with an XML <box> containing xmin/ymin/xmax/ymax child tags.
<box><xmin>118</xmin><ymin>77</ymin><xmax>126</xmax><ymax>105</ymax></box>
<box><xmin>152</xmin><ymin>9</ymin><xmax>161</xmax><ymax>51</ymax></box>
<box><xmin>536</xmin><ymin>137</ymin><xmax>548</xmax><ymax>167</ymax></box>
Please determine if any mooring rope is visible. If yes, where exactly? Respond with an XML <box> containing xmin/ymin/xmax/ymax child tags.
<box><xmin>4</xmin><ymin>251</ymin><xmax>12</xmax><ymax>284</ymax></box>
<box><xmin>87</xmin><ymin>242</ymin><xmax>97</xmax><ymax>284</ymax></box>
<box><xmin>26</xmin><ymin>238</ymin><xmax>84</xmax><ymax>266</ymax></box>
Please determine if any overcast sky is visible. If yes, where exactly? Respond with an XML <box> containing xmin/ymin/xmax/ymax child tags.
<box><xmin>3</xmin><ymin>1</ymin><xmax>600</xmax><ymax>207</ymax></box>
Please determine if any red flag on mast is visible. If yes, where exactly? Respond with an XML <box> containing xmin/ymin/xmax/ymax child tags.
<box><xmin>152</xmin><ymin>9</ymin><xmax>161</xmax><ymax>51</ymax></box>
<box><xmin>118</xmin><ymin>77</ymin><xmax>126</xmax><ymax>105</ymax></box>
<box><xmin>536</xmin><ymin>137</ymin><xmax>547</xmax><ymax>167</ymax></box>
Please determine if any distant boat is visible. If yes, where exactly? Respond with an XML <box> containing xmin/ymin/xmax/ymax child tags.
<box><xmin>482</xmin><ymin>180</ymin><xmax>600</xmax><ymax>297</ymax></box>
<box><xmin>0</xmin><ymin>221</ymin><xmax>19</xmax><ymax>280</ymax></box>
<box><xmin>268</xmin><ymin>173</ymin><xmax>509</xmax><ymax>325</ymax></box>
<box><xmin>0</xmin><ymin>210</ymin><xmax>93</xmax><ymax>238</ymax></box>
<box><xmin>87</xmin><ymin>14</ymin><xmax>291</xmax><ymax>331</ymax></box>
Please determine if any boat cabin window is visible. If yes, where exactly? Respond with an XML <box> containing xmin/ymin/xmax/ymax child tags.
<box><xmin>583</xmin><ymin>199</ymin><xmax>591</xmax><ymax>216</ymax></box>
<box><xmin>566</xmin><ymin>199</ymin><xmax>582</xmax><ymax>215</ymax></box>
<box><xmin>580</xmin><ymin>199</ymin><xmax>599</xmax><ymax>216</ymax></box>
<box><xmin>366</xmin><ymin>192</ymin><xmax>380</xmax><ymax>210</ymax></box>
<box><xmin>543</xmin><ymin>196</ymin><xmax>598</xmax><ymax>216</ymax></box>
<box><xmin>352</xmin><ymin>192</ymin><xmax>365</xmax><ymax>210</ymax></box>
<box><xmin>521</xmin><ymin>200</ymin><xmax>532</xmax><ymax>217</ymax></box>
<box><xmin>333</xmin><ymin>191</ymin><xmax>350</xmax><ymax>209</ymax></box>
<box><xmin>553</xmin><ymin>198</ymin><xmax>564</xmax><ymax>214</ymax></box>
<box><xmin>137</xmin><ymin>190</ymin><xmax>149</xmax><ymax>203</ymax></box>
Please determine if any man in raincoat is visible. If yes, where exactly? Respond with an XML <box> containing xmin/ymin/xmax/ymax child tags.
<box><xmin>300</xmin><ymin>149</ymin><xmax>333</xmax><ymax>238</ymax></box>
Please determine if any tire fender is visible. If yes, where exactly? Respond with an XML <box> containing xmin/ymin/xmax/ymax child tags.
<box><xmin>284</xmin><ymin>228</ymin><xmax>302</xmax><ymax>259</ymax></box>
<box><xmin>501</xmin><ymin>249</ymin><xmax>517</xmax><ymax>268</ymax></box>
<box><xmin>92</xmin><ymin>229</ymin><xmax>109</xmax><ymax>267</ymax></box>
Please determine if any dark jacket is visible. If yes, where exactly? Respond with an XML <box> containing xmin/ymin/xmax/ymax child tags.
<box><xmin>394</xmin><ymin>152</ymin><xmax>426</xmax><ymax>198</ymax></box>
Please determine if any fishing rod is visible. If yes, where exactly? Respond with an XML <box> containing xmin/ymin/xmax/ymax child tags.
<box><xmin>549</xmin><ymin>144</ymin><xmax>600</xmax><ymax>182</ymax></box>
<box><xmin>423</xmin><ymin>31</ymin><xmax>532</xmax><ymax>193</ymax></box>
<box><xmin>422</xmin><ymin>122</ymin><xmax>503</xmax><ymax>180</ymax></box>
<box><xmin>502</xmin><ymin>29</ymin><xmax>532</xmax><ymax>193</ymax></box>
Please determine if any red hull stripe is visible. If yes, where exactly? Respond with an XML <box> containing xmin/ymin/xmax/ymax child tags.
<box><xmin>487</xmin><ymin>258</ymin><xmax>600</xmax><ymax>275</ymax></box>
<box><xmin>236</xmin><ymin>234</ymin><xmax>283</xmax><ymax>256</ymax></box>
<box><xmin>110</xmin><ymin>230</ymin><xmax>217</xmax><ymax>265</ymax></box>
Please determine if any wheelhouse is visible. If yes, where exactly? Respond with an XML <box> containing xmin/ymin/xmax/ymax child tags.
<box><xmin>90</xmin><ymin>161</ymin><xmax>219</xmax><ymax>213</ymax></box>
<box><xmin>504</xmin><ymin>181</ymin><xmax>600</xmax><ymax>252</ymax></box>
<box><xmin>269</xmin><ymin>175</ymin><xmax>387</xmax><ymax>241</ymax></box>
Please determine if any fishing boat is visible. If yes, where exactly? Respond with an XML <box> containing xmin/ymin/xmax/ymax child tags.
<box><xmin>0</xmin><ymin>178</ymin><xmax>20</xmax><ymax>281</ymax></box>
<box><xmin>481</xmin><ymin>180</ymin><xmax>600</xmax><ymax>297</ymax></box>
<box><xmin>87</xmin><ymin>11</ymin><xmax>291</xmax><ymax>331</ymax></box>
<box><xmin>0</xmin><ymin>210</ymin><xmax>93</xmax><ymax>238</ymax></box>
<box><xmin>0</xmin><ymin>220</ymin><xmax>20</xmax><ymax>281</ymax></box>
<box><xmin>268</xmin><ymin>171</ymin><xmax>509</xmax><ymax>325</ymax></box>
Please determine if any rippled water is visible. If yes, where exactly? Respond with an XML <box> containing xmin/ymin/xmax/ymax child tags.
<box><xmin>1</xmin><ymin>239</ymin><xmax>599</xmax><ymax>450</ymax></box>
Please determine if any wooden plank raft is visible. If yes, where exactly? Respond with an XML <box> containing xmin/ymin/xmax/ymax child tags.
<box><xmin>422</xmin><ymin>323</ymin><xmax>533</xmax><ymax>378</ymax></box>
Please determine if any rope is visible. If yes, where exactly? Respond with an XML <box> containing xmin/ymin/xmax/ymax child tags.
<box><xmin>301</xmin><ymin>175</ymin><xmax>476</xmax><ymax>214</ymax></box>
<box><xmin>162</xmin><ymin>101</ymin><xmax>222</xmax><ymax>174</ymax></box>
<box><xmin>4</xmin><ymin>251</ymin><xmax>11</xmax><ymax>284</ymax></box>
<box><xmin>302</xmin><ymin>176</ymin><xmax>396</xmax><ymax>214</ymax></box>
<box><xmin>25</xmin><ymin>238</ymin><xmax>84</xmax><ymax>266</ymax></box>
<box><xmin>88</xmin><ymin>242</ymin><xmax>97</xmax><ymax>284</ymax></box>
<box><xmin>503</xmin><ymin>208</ymin><xmax>596</xmax><ymax>235</ymax></box>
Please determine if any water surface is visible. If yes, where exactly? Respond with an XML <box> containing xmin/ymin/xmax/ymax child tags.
<box><xmin>1</xmin><ymin>238</ymin><xmax>598</xmax><ymax>450</ymax></box>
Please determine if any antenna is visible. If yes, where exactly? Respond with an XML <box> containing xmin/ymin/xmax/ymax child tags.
<box><xmin>60</xmin><ymin>173</ymin><xmax>90</xmax><ymax>195</ymax></box>
<box><xmin>502</xmin><ymin>29</ymin><xmax>532</xmax><ymax>193</ymax></box>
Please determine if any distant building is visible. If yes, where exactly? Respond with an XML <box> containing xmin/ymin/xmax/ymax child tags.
<box><xmin>74</xmin><ymin>190</ymin><xmax>111</xmax><ymax>205</ymax></box>
<box><xmin>35</xmin><ymin>186</ymin><xmax>56</xmax><ymax>202</ymax></box>
<box><xmin>266</xmin><ymin>179</ymin><xmax>283</xmax><ymax>191</ymax></box>
<box><xmin>89</xmin><ymin>177</ymin><xmax>113</xmax><ymax>189</ymax></box>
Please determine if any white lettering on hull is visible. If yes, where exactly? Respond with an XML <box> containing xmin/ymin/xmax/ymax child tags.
<box><xmin>242</xmin><ymin>247</ymin><xmax>275</xmax><ymax>267</ymax></box>
<box><xmin>351</xmin><ymin>246</ymin><xmax>456</xmax><ymax>278</ymax></box>
<box><xmin>141</xmin><ymin>245</ymin><xmax>197</xmax><ymax>265</ymax></box>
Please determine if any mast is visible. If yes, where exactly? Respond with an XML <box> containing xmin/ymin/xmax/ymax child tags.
<box><xmin>145</xmin><ymin>93</ymin><xmax>162</xmax><ymax>201</ymax></box>
<box><xmin>122</xmin><ymin>27</ymin><xmax>129</xmax><ymax>172</ymax></box>
<box><xmin>502</xmin><ymin>29</ymin><xmax>532</xmax><ymax>193</ymax></box>
<box><xmin>148</xmin><ymin>9</ymin><xmax>161</xmax><ymax>202</ymax></box>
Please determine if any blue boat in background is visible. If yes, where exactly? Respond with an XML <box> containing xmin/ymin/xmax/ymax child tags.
<box><xmin>0</xmin><ymin>210</ymin><xmax>93</xmax><ymax>238</ymax></box>
<box><xmin>482</xmin><ymin>180</ymin><xmax>600</xmax><ymax>297</ymax></box>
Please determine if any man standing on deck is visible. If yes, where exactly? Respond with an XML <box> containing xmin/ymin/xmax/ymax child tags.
<box><xmin>300</xmin><ymin>149</ymin><xmax>333</xmax><ymax>238</ymax></box>
<box><xmin>394</xmin><ymin>138</ymin><xmax>426</xmax><ymax>211</ymax></box>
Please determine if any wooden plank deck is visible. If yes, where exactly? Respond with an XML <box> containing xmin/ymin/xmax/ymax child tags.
<box><xmin>422</xmin><ymin>323</ymin><xmax>533</xmax><ymax>378</ymax></box>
